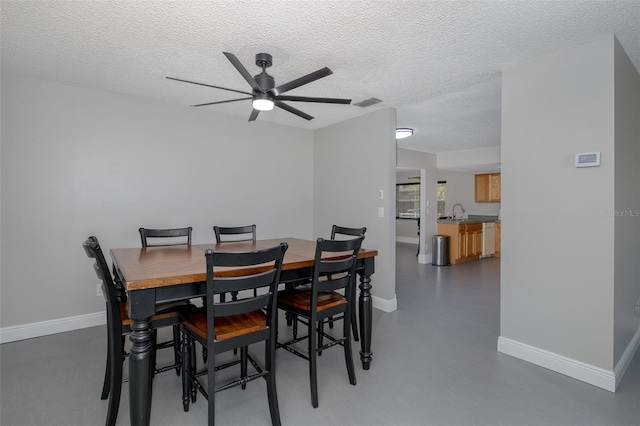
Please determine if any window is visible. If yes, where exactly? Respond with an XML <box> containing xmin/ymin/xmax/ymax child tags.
<box><xmin>396</xmin><ymin>183</ymin><xmax>420</xmax><ymax>219</ymax></box>
<box><xmin>437</xmin><ymin>181</ymin><xmax>446</xmax><ymax>217</ymax></box>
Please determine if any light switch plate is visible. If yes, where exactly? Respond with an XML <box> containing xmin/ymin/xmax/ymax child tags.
<box><xmin>378</xmin><ymin>189</ymin><xmax>384</xmax><ymax>200</ymax></box>
<box><xmin>378</xmin><ymin>207</ymin><xmax>384</xmax><ymax>218</ymax></box>
<box><xmin>575</xmin><ymin>152</ymin><xmax>600</xmax><ymax>167</ymax></box>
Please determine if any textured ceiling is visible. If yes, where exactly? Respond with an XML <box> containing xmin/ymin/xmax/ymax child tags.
<box><xmin>1</xmin><ymin>1</ymin><xmax>639</xmax><ymax>154</ymax></box>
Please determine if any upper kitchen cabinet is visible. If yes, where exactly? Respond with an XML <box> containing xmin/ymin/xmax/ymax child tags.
<box><xmin>475</xmin><ymin>173</ymin><xmax>501</xmax><ymax>203</ymax></box>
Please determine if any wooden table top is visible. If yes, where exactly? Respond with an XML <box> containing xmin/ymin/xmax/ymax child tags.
<box><xmin>111</xmin><ymin>237</ymin><xmax>378</xmax><ymax>291</ymax></box>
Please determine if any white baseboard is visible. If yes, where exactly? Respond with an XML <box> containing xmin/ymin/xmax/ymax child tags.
<box><xmin>396</xmin><ymin>237</ymin><xmax>419</xmax><ymax>244</ymax></box>
<box><xmin>0</xmin><ymin>294</ymin><xmax>400</xmax><ymax>343</ymax></box>
<box><xmin>372</xmin><ymin>294</ymin><xmax>397</xmax><ymax>312</ymax></box>
<box><xmin>0</xmin><ymin>312</ymin><xmax>106</xmax><ymax>344</ymax></box>
<box><xmin>614</xmin><ymin>325</ymin><xmax>640</xmax><ymax>389</ymax></box>
<box><xmin>497</xmin><ymin>336</ymin><xmax>617</xmax><ymax>392</ymax></box>
<box><xmin>418</xmin><ymin>253</ymin><xmax>432</xmax><ymax>264</ymax></box>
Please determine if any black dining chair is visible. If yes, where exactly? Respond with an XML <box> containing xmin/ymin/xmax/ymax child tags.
<box><xmin>276</xmin><ymin>236</ymin><xmax>363</xmax><ymax>408</ymax></box>
<box><xmin>179</xmin><ymin>243</ymin><xmax>288</xmax><ymax>426</ymax></box>
<box><xmin>138</xmin><ymin>226</ymin><xmax>196</xmax><ymax>372</ymax></box>
<box><xmin>82</xmin><ymin>236</ymin><xmax>189</xmax><ymax>426</ymax></box>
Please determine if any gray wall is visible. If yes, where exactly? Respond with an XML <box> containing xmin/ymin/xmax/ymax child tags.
<box><xmin>396</xmin><ymin>149</ymin><xmax>438</xmax><ymax>259</ymax></box>
<box><xmin>500</xmin><ymin>35</ymin><xmax>639</xmax><ymax>379</ymax></box>
<box><xmin>613</xmin><ymin>39</ymin><xmax>640</xmax><ymax>364</ymax></box>
<box><xmin>1</xmin><ymin>74</ymin><xmax>358</xmax><ymax>329</ymax></box>
<box><xmin>436</xmin><ymin>170</ymin><xmax>500</xmax><ymax>217</ymax></box>
<box><xmin>314</xmin><ymin>108</ymin><xmax>397</xmax><ymax>305</ymax></box>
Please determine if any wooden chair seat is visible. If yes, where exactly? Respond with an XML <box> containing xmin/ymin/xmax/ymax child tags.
<box><xmin>278</xmin><ymin>290</ymin><xmax>346</xmax><ymax>311</ymax></box>
<box><xmin>181</xmin><ymin>310</ymin><xmax>267</xmax><ymax>341</ymax></box>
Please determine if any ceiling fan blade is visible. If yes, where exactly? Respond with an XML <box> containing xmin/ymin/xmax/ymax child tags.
<box><xmin>249</xmin><ymin>109</ymin><xmax>260</xmax><ymax>121</ymax></box>
<box><xmin>223</xmin><ymin>52</ymin><xmax>264</xmax><ymax>93</ymax></box>
<box><xmin>190</xmin><ymin>97</ymin><xmax>252</xmax><ymax>107</ymax></box>
<box><xmin>275</xmin><ymin>101</ymin><xmax>314</xmax><ymax>121</ymax></box>
<box><xmin>272</xmin><ymin>67</ymin><xmax>333</xmax><ymax>96</ymax></box>
<box><xmin>166</xmin><ymin>76</ymin><xmax>252</xmax><ymax>96</ymax></box>
<box><xmin>275</xmin><ymin>95</ymin><xmax>351</xmax><ymax>104</ymax></box>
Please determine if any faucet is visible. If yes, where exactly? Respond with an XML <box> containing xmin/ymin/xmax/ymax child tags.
<box><xmin>452</xmin><ymin>203</ymin><xmax>465</xmax><ymax>220</ymax></box>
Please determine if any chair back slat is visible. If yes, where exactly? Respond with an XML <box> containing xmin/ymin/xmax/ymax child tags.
<box><xmin>331</xmin><ymin>225</ymin><xmax>367</xmax><ymax>239</ymax></box>
<box><xmin>212</xmin><ymin>270</ymin><xmax>277</xmax><ymax>295</ymax></box>
<box><xmin>214</xmin><ymin>294</ymin><xmax>272</xmax><ymax>318</ymax></box>
<box><xmin>139</xmin><ymin>227</ymin><xmax>192</xmax><ymax>247</ymax></box>
<box><xmin>317</xmin><ymin>274</ymin><xmax>352</xmax><ymax>294</ymax></box>
<box><xmin>213</xmin><ymin>225</ymin><xmax>256</xmax><ymax>243</ymax></box>
<box><xmin>316</xmin><ymin>256</ymin><xmax>357</xmax><ymax>275</ymax></box>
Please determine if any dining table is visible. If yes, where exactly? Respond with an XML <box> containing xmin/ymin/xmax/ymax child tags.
<box><xmin>110</xmin><ymin>237</ymin><xmax>378</xmax><ymax>426</ymax></box>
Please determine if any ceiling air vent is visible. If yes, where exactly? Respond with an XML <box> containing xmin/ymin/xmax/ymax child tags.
<box><xmin>354</xmin><ymin>97</ymin><xmax>382</xmax><ymax>108</ymax></box>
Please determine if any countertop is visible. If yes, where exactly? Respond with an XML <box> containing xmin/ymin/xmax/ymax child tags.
<box><xmin>437</xmin><ymin>215</ymin><xmax>499</xmax><ymax>225</ymax></box>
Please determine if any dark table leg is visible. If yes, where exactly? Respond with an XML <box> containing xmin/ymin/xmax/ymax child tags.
<box><xmin>128</xmin><ymin>290</ymin><xmax>156</xmax><ymax>426</ymax></box>
<box><xmin>358</xmin><ymin>258</ymin><xmax>374</xmax><ymax>370</ymax></box>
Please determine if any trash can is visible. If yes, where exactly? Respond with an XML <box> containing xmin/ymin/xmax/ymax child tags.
<box><xmin>432</xmin><ymin>235</ymin><xmax>450</xmax><ymax>266</ymax></box>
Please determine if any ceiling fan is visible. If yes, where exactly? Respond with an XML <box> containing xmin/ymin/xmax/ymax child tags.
<box><xmin>167</xmin><ymin>52</ymin><xmax>351</xmax><ymax>122</ymax></box>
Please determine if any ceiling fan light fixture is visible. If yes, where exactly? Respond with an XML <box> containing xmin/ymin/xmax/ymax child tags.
<box><xmin>396</xmin><ymin>128</ymin><xmax>414</xmax><ymax>139</ymax></box>
<box><xmin>252</xmin><ymin>95</ymin><xmax>274</xmax><ymax>111</ymax></box>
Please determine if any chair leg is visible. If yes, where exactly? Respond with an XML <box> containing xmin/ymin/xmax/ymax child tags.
<box><xmin>317</xmin><ymin>321</ymin><xmax>324</xmax><ymax>356</ymax></box>
<box><xmin>241</xmin><ymin>346</ymin><xmax>248</xmax><ymax>390</ymax></box>
<box><xmin>351</xmin><ymin>284</ymin><xmax>359</xmax><ymax>341</ymax></box>
<box><xmin>266</xmin><ymin>337</ymin><xmax>281</xmax><ymax>426</ymax></box>
<box><xmin>190</xmin><ymin>338</ymin><xmax>197</xmax><ymax>404</ymax></box>
<box><xmin>101</xmin><ymin>340</ymin><xmax>111</xmax><ymax>400</ymax></box>
<box><xmin>181</xmin><ymin>329</ymin><xmax>190</xmax><ymax>412</ymax></box>
<box><xmin>173</xmin><ymin>325</ymin><xmax>181</xmax><ymax>376</ymax></box>
<box><xmin>292</xmin><ymin>314</ymin><xmax>298</xmax><ymax>339</ymax></box>
<box><xmin>308</xmin><ymin>319</ymin><xmax>319</xmax><ymax>408</ymax></box>
<box><xmin>106</xmin><ymin>335</ymin><xmax>124</xmax><ymax>426</ymax></box>
<box><xmin>151</xmin><ymin>330</ymin><xmax>158</xmax><ymax>378</ymax></box>
<box><xmin>344</xmin><ymin>308</ymin><xmax>357</xmax><ymax>386</ymax></box>
<box><xmin>351</xmin><ymin>311</ymin><xmax>359</xmax><ymax>342</ymax></box>
<box><xmin>207</xmin><ymin>343</ymin><xmax>216</xmax><ymax>426</ymax></box>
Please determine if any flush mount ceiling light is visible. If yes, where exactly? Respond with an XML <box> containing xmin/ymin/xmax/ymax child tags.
<box><xmin>252</xmin><ymin>93</ymin><xmax>275</xmax><ymax>111</ymax></box>
<box><xmin>396</xmin><ymin>128</ymin><xmax>414</xmax><ymax>139</ymax></box>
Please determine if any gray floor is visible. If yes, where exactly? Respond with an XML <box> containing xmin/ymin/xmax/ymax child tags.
<box><xmin>1</xmin><ymin>243</ymin><xmax>638</xmax><ymax>425</ymax></box>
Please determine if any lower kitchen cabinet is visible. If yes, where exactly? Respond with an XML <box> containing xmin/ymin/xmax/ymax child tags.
<box><xmin>437</xmin><ymin>222</ymin><xmax>483</xmax><ymax>264</ymax></box>
<box><xmin>466</xmin><ymin>223</ymin><xmax>483</xmax><ymax>258</ymax></box>
<box><xmin>495</xmin><ymin>222</ymin><xmax>501</xmax><ymax>257</ymax></box>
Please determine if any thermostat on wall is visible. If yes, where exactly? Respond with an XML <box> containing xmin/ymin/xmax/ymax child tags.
<box><xmin>575</xmin><ymin>152</ymin><xmax>600</xmax><ymax>168</ymax></box>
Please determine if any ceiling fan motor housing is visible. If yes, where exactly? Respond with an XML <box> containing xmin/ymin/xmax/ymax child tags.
<box><xmin>254</xmin><ymin>72</ymin><xmax>275</xmax><ymax>92</ymax></box>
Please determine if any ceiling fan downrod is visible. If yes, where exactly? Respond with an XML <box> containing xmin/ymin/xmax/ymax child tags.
<box><xmin>253</xmin><ymin>53</ymin><xmax>275</xmax><ymax>92</ymax></box>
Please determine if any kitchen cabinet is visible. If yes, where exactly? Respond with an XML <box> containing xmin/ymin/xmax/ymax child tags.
<box><xmin>495</xmin><ymin>222</ymin><xmax>501</xmax><ymax>257</ymax></box>
<box><xmin>467</xmin><ymin>223</ymin><xmax>483</xmax><ymax>257</ymax></box>
<box><xmin>437</xmin><ymin>222</ymin><xmax>483</xmax><ymax>264</ymax></box>
<box><xmin>475</xmin><ymin>173</ymin><xmax>501</xmax><ymax>203</ymax></box>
